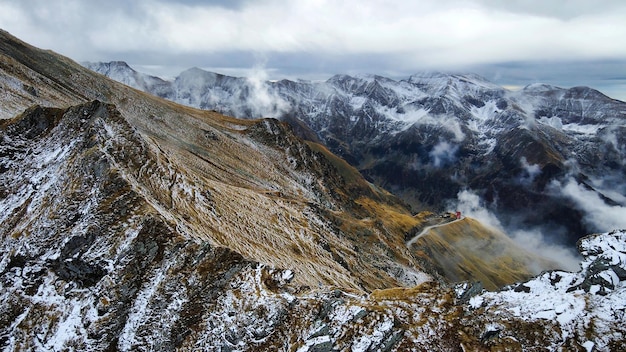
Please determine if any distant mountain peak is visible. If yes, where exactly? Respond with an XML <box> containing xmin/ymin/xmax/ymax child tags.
<box><xmin>179</xmin><ymin>66</ymin><xmax>214</xmax><ymax>75</ymax></box>
<box><xmin>108</xmin><ymin>60</ymin><xmax>132</xmax><ymax>68</ymax></box>
<box><xmin>407</xmin><ymin>71</ymin><xmax>502</xmax><ymax>91</ymax></box>
<box><xmin>83</xmin><ymin>60</ymin><xmax>135</xmax><ymax>74</ymax></box>
<box><xmin>522</xmin><ymin>82</ymin><xmax>560</xmax><ymax>91</ymax></box>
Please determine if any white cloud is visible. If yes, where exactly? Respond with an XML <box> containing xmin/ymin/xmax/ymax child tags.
<box><xmin>137</xmin><ymin>0</ymin><xmax>626</xmax><ymax>67</ymax></box>
<box><xmin>429</xmin><ymin>140</ymin><xmax>459</xmax><ymax>167</ymax></box>
<box><xmin>454</xmin><ymin>190</ymin><xmax>502</xmax><ymax>230</ymax></box>
<box><xmin>453</xmin><ymin>189</ymin><xmax>581</xmax><ymax>271</ymax></box>
<box><xmin>243</xmin><ymin>63</ymin><xmax>291</xmax><ymax>118</ymax></box>
<box><xmin>4</xmin><ymin>0</ymin><xmax>626</xmax><ymax>65</ymax></box>
<box><xmin>518</xmin><ymin>157</ymin><xmax>541</xmax><ymax>185</ymax></box>
<box><xmin>556</xmin><ymin>178</ymin><xmax>626</xmax><ymax>232</ymax></box>
<box><xmin>2</xmin><ymin>0</ymin><xmax>626</xmax><ymax>99</ymax></box>
<box><xmin>509</xmin><ymin>228</ymin><xmax>580</xmax><ymax>271</ymax></box>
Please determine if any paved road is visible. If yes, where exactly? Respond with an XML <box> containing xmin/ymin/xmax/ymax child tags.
<box><xmin>406</xmin><ymin>217</ymin><xmax>463</xmax><ymax>247</ymax></box>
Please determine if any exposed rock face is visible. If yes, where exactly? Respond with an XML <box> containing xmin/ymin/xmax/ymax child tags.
<box><xmin>87</xmin><ymin>62</ymin><xmax>626</xmax><ymax>246</ymax></box>
<box><xmin>2</xmin><ymin>159</ymin><xmax>624</xmax><ymax>351</ymax></box>
<box><xmin>0</xmin><ymin>101</ymin><xmax>257</xmax><ymax>350</ymax></box>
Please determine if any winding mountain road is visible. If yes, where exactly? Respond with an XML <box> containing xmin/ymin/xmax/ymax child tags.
<box><xmin>406</xmin><ymin>217</ymin><xmax>464</xmax><ymax>247</ymax></box>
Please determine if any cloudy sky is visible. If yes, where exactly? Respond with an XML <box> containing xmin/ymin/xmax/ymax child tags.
<box><xmin>1</xmin><ymin>0</ymin><xmax>625</xmax><ymax>100</ymax></box>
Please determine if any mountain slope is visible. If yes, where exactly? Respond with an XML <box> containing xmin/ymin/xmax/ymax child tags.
<box><xmin>1</xmin><ymin>30</ymin><xmax>434</xmax><ymax>293</ymax></box>
<box><xmin>87</xmin><ymin>61</ymin><xmax>626</xmax><ymax>247</ymax></box>
<box><xmin>409</xmin><ymin>217</ymin><xmax>557</xmax><ymax>291</ymax></box>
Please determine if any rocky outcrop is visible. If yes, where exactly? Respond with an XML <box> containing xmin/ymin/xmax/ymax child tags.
<box><xmin>460</xmin><ymin>230</ymin><xmax>626</xmax><ymax>351</ymax></box>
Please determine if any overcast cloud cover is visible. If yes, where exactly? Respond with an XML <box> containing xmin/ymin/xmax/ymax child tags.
<box><xmin>1</xmin><ymin>0</ymin><xmax>625</xmax><ymax>100</ymax></box>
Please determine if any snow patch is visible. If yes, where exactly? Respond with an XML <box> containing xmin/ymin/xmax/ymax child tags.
<box><xmin>469</xmin><ymin>295</ymin><xmax>484</xmax><ymax>309</ymax></box>
<box><xmin>539</xmin><ymin>116</ymin><xmax>602</xmax><ymax>135</ymax></box>
<box><xmin>582</xmin><ymin>341</ymin><xmax>595</xmax><ymax>352</ymax></box>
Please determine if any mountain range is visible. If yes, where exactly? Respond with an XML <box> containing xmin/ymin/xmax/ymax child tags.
<box><xmin>1</xmin><ymin>29</ymin><xmax>625</xmax><ymax>351</ymax></box>
<box><xmin>85</xmin><ymin>61</ymin><xmax>626</xmax><ymax>249</ymax></box>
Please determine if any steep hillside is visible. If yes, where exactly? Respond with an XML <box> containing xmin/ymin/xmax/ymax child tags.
<box><xmin>408</xmin><ymin>217</ymin><xmax>558</xmax><ymax>291</ymax></box>
<box><xmin>0</xmin><ymin>29</ymin><xmax>430</xmax><ymax>293</ymax></box>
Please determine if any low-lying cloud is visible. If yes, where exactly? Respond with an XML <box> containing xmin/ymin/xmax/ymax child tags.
<box><xmin>244</xmin><ymin>64</ymin><xmax>291</xmax><ymax>118</ymax></box>
<box><xmin>429</xmin><ymin>140</ymin><xmax>459</xmax><ymax>167</ymax></box>
<box><xmin>554</xmin><ymin>178</ymin><xmax>626</xmax><ymax>232</ymax></box>
<box><xmin>454</xmin><ymin>190</ymin><xmax>504</xmax><ymax>231</ymax></box>
<box><xmin>453</xmin><ymin>189</ymin><xmax>581</xmax><ymax>271</ymax></box>
<box><xmin>517</xmin><ymin>156</ymin><xmax>541</xmax><ymax>185</ymax></box>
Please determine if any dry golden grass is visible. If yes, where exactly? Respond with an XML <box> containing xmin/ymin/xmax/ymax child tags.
<box><xmin>355</xmin><ymin>197</ymin><xmax>421</xmax><ymax>233</ymax></box>
<box><xmin>410</xmin><ymin>217</ymin><xmax>557</xmax><ymax>290</ymax></box>
<box><xmin>306</xmin><ymin>142</ymin><xmax>369</xmax><ymax>187</ymax></box>
<box><xmin>88</xmin><ymin>90</ymin><xmax>432</xmax><ymax>292</ymax></box>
